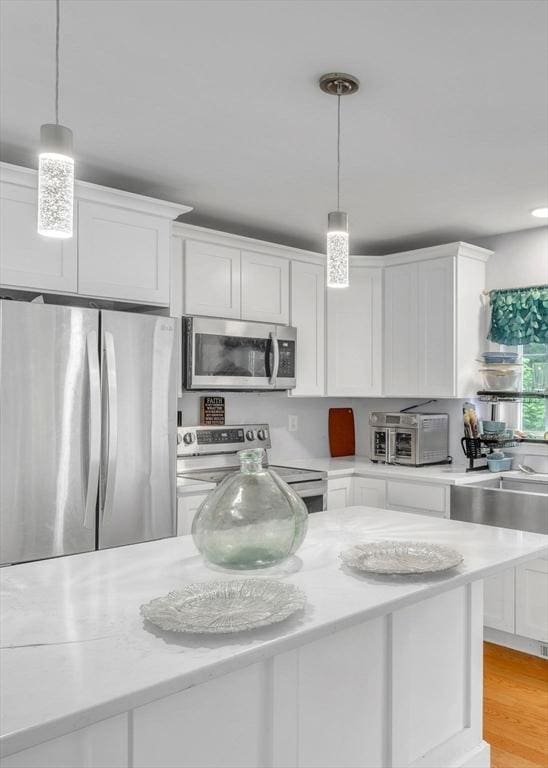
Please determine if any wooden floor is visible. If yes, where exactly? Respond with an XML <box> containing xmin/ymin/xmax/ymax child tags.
<box><xmin>484</xmin><ymin>642</ymin><xmax>548</xmax><ymax>768</ymax></box>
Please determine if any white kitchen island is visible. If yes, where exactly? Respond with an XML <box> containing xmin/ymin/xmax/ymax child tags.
<box><xmin>1</xmin><ymin>508</ymin><xmax>547</xmax><ymax>768</ymax></box>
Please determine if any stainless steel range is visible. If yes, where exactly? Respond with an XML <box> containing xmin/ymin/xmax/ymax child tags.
<box><xmin>177</xmin><ymin>424</ymin><xmax>327</xmax><ymax>513</ymax></box>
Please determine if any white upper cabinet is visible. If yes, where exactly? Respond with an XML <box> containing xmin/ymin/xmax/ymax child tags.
<box><xmin>417</xmin><ymin>256</ymin><xmax>455</xmax><ymax>396</ymax></box>
<box><xmin>0</xmin><ymin>175</ymin><xmax>77</xmax><ymax>293</ymax></box>
<box><xmin>384</xmin><ymin>262</ymin><xmax>419</xmax><ymax>396</ymax></box>
<box><xmin>290</xmin><ymin>260</ymin><xmax>325</xmax><ymax>396</ymax></box>
<box><xmin>177</xmin><ymin>226</ymin><xmax>296</xmax><ymax>324</ymax></box>
<box><xmin>241</xmin><ymin>251</ymin><xmax>289</xmax><ymax>324</ymax></box>
<box><xmin>327</xmin><ymin>265</ymin><xmax>382</xmax><ymax>396</ymax></box>
<box><xmin>184</xmin><ymin>239</ymin><xmax>241</xmax><ymax>319</ymax></box>
<box><xmin>77</xmin><ymin>202</ymin><xmax>171</xmax><ymax>304</ymax></box>
<box><xmin>384</xmin><ymin>243</ymin><xmax>490</xmax><ymax>398</ymax></box>
<box><xmin>0</xmin><ymin>162</ymin><xmax>190</xmax><ymax>306</ymax></box>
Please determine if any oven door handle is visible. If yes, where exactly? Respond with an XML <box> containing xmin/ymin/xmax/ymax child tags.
<box><xmin>295</xmin><ymin>488</ymin><xmax>326</xmax><ymax>499</ymax></box>
<box><xmin>291</xmin><ymin>480</ymin><xmax>327</xmax><ymax>498</ymax></box>
<box><xmin>387</xmin><ymin>429</ymin><xmax>396</xmax><ymax>464</ymax></box>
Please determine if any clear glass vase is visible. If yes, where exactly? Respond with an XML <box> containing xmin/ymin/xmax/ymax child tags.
<box><xmin>191</xmin><ymin>448</ymin><xmax>309</xmax><ymax>570</ymax></box>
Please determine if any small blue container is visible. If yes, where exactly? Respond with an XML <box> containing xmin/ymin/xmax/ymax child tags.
<box><xmin>487</xmin><ymin>457</ymin><xmax>513</xmax><ymax>472</ymax></box>
<box><xmin>482</xmin><ymin>420</ymin><xmax>506</xmax><ymax>433</ymax></box>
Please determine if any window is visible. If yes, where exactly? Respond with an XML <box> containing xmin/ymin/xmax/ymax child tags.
<box><xmin>519</xmin><ymin>343</ymin><xmax>548</xmax><ymax>439</ymax></box>
<box><xmin>500</xmin><ymin>343</ymin><xmax>548</xmax><ymax>440</ymax></box>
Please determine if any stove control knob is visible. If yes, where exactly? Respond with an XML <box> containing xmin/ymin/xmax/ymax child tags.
<box><xmin>177</xmin><ymin>432</ymin><xmax>183</xmax><ymax>444</ymax></box>
<box><xmin>257</xmin><ymin>429</ymin><xmax>268</xmax><ymax>441</ymax></box>
<box><xmin>183</xmin><ymin>432</ymin><xmax>195</xmax><ymax>445</ymax></box>
<box><xmin>370</xmin><ymin>414</ymin><xmax>378</xmax><ymax>424</ymax></box>
<box><xmin>246</xmin><ymin>430</ymin><xmax>255</xmax><ymax>441</ymax></box>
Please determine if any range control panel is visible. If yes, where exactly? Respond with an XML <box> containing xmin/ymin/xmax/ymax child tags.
<box><xmin>177</xmin><ymin>423</ymin><xmax>271</xmax><ymax>456</ymax></box>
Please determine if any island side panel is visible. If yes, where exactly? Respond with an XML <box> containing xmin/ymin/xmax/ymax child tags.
<box><xmin>131</xmin><ymin>585</ymin><xmax>488</xmax><ymax>768</ymax></box>
<box><xmin>0</xmin><ymin>714</ymin><xmax>128</xmax><ymax>768</ymax></box>
<box><xmin>391</xmin><ymin>581</ymin><xmax>488</xmax><ymax>768</ymax></box>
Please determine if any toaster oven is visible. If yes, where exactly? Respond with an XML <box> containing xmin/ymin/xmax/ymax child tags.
<box><xmin>369</xmin><ymin>412</ymin><xmax>449</xmax><ymax>466</ymax></box>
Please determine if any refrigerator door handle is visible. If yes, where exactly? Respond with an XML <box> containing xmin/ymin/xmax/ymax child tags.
<box><xmin>102</xmin><ymin>331</ymin><xmax>118</xmax><ymax>524</ymax></box>
<box><xmin>84</xmin><ymin>331</ymin><xmax>101</xmax><ymax>529</ymax></box>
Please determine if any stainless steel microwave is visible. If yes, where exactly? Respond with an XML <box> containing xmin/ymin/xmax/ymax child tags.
<box><xmin>183</xmin><ymin>317</ymin><xmax>297</xmax><ymax>391</ymax></box>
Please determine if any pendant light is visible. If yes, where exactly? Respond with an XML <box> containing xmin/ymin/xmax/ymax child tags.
<box><xmin>37</xmin><ymin>0</ymin><xmax>74</xmax><ymax>239</ymax></box>
<box><xmin>319</xmin><ymin>73</ymin><xmax>359</xmax><ymax>287</ymax></box>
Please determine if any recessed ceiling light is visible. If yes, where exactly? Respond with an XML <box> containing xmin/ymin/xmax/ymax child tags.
<box><xmin>531</xmin><ymin>207</ymin><xmax>548</xmax><ymax>218</ymax></box>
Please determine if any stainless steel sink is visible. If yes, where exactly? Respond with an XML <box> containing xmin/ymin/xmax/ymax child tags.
<box><xmin>450</xmin><ymin>476</ymin><xmax>548</xmax><ymax>535</ymax></box>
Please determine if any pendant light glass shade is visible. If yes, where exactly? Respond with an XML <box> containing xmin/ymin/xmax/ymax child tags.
<box><xmin>38</xmin><ymin>123</ymin><xmax>74</xmax><ymax>238</ymax></box>
<box><xmin>327</xmin><ymin>210</ymin><xmax>349</xmax><ymax>287</ymax></box>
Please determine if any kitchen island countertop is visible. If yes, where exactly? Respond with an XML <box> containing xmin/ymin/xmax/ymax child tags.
<box><xmin>1</xmin><ymin>507</ymin><xmax>546</xmax><ymax>760</ymax></box>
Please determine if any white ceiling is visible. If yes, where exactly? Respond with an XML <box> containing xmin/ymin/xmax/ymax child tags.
<box><xmin>1</xmin><ymin>0</ymin><xmax>547</xmax><ymax>254</ymax></box>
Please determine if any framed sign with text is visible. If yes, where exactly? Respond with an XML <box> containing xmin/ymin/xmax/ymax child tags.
<box><xmin>200</xmin><ymin>396</ymin><xmax>226</xmax><ymax>425</ymax></box>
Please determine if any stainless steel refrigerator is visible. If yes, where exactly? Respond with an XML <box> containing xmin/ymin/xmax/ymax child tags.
<box><xmin>0</xmin><ymin>300</ymin><xmax>177</xmax><ymax>565</ymax></box>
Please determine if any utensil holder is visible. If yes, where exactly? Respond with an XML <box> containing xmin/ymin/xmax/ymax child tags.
<box><xmin>461</xmin><ymin>437</ymin><xmax>487</xmax><ymax>472</ymax></box>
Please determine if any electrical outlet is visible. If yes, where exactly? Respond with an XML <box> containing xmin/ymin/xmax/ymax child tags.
<box><xmin>288</xmin><ymin>415</ymin><xmax>298</xmax><ymax>432</ymax></box>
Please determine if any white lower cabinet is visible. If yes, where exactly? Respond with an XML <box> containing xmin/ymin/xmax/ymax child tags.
<box><xmin>133</xmin><ymin>664</ymin><xmax>266</xmax><ymax>768</ymax></box>
<box><xmin>329</xmin><ymin>475</ymin><xmax>450</xmax><ymax>518</ymax></box>
<box><xmin>326</xmin><ymin>478</ymin><xmax>353</xmax><ymax>510</ymax></box>
<box><xmin>385</xmin><ymin>479</ymin><xmax>449</xmax><ymax>518</ymax></box>
<box><xmin>352</xmin><ymin>477</ymin><xmax>386</xmax><ymax>509</ymax></box>
<box><xmin>177</xmin><ymin>491</ymin><xmax>209</xmax><ymax>536</ymax></box>
<box><xmin>515</xmin><ymin>557</ymin><xmax>548</xmax><ymax>642</ymax></box>
<box><xmin>483</xmin><ymin>569</ymin><xmax>515</xmax><ymax>633</ymax></box>
<box><xmin>1</xmin><ymin>715</ymin><xmax>128</xmax><ymax>768</ymax></box>
<box><xmin>483</xmin><ymin>556</ymin><xmax>548</xmax><ymax>645</ymax></box>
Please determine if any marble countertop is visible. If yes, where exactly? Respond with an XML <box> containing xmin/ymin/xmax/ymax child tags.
<box><xmin>272</xmin><ymin>456</ymin><xmax>533</xmax><ymax>486</ymax></box>
<box><xmin>1</xmin><ymin>508</ymin><xmax>546</xmax><ymax>757</ymax></box>
<box><xmin>176</xmin><ymin>456</ymin><xmax>502</xmax><ymax>495</ymax></box>
<box><xmin>177</xmin><ymin>476</ymin><xmax>216</xmax><ymax>494</ymax></box>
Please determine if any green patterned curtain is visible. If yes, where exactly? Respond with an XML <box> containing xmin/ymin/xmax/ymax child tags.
<box><xmin>488</xmin><ymin>285</ymin><xmax>548</xmax><ymax>345</ymax></box>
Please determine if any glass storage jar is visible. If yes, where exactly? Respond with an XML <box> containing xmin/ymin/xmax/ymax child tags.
<box><xmin>191</xmin><ymin>448</ymin><xmax>308</xmax><ymax>570</ymax></box>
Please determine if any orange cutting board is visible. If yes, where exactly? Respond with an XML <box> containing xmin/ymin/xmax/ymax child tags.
<box><xmin>329</xmin><ymin>408</ymin><xmax>355</xmax><ymax>457</ymax></box>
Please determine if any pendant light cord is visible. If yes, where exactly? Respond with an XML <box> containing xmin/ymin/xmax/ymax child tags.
<box><xmin>55</xmin><ymin>0</ymin><xmax>60</xmax><ymax>124</ymax></box>
<box><xmin>336</xmin><ymin>91</ymin><xmax>341</xmax><ymax>211</ymax></box>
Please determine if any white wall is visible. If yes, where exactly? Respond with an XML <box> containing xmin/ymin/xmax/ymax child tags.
<box><xmin>476</xmin><ymin>226</ymin><xmax>548</xmax><ymax>290</ymax></box>
<box><xmin>179</xmin><ymin>392</ymin><xmax>361</xmax><ymax>463</ymax></box>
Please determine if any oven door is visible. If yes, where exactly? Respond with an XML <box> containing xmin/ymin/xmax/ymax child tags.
<box><xmin>291</xmin><ymin>480</ymin><xmax>327</xmax><ymax>514</ymax></box>
<box><xmin>371</xmin><ymin>428</ymin><xmax>388</xmax><ymax>461</ymax></box>
<box><xmin>390</xmin><ymin>428</ymin><xmax>416</xmax><ymax>465</ymax></box>
<box><xmin>184</xmin><ymin>317</ymin><xmax>296</xmax><ymax>390</ymax></box>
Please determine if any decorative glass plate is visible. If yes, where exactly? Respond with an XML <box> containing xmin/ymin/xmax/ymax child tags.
<box><xmin>140</xmin><ymin>579</ymin><xmax>306</xmax><ymax>634</ymax></box>
<box><xmin>340</xmin><ymin>540</ymin><xmax>463</xmax><ymax>574</ymax></box>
